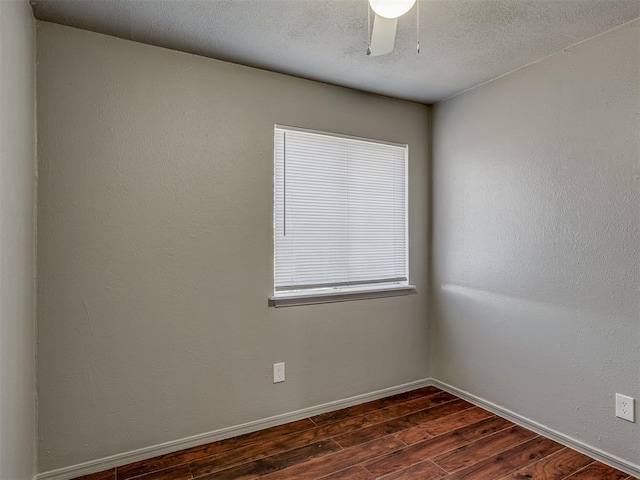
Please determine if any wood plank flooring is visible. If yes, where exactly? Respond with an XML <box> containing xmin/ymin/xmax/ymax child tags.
<box><xmin>73</xmin><ymin>386</ymin><xmax>636</xmax><ymax>480</ymax></box>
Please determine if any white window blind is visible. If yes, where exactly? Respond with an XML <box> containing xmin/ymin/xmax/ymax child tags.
<box><xmin>274</xmin><ymin>126</ymin><xmax>408</xmax><ymax>297</ymax></box>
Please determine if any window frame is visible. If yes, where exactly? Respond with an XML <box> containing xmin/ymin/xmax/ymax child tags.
<box><xmin>269</xmin><ymin>125</ymin><xmax>416</xmax><ymax>307</ymax></box>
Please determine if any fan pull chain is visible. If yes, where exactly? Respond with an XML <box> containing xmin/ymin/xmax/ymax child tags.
<box><xmin>416</xmin><ymin>0</ymin><xmax>420</xmax><ymax>53</ymax></box>
<box><xmin>366</xmin><ymin>2</ymin><xmax>372</xmax><ymax>55</ymax></box>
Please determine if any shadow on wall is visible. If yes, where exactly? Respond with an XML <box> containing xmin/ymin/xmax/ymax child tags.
<box><xmin>435</xmin><ymin>283</ymin><xmax>637</xmax><ymax>397</ymax></box>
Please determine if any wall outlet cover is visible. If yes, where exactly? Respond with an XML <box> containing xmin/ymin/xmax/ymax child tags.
<box><xmin>273</xmin><ymin>362</ymin><xmax>285</xmax><ymax>383</ymax></box>
<box><xmin>615</xmin><ymin>393</ymin><xmax>634</xmax><ymax>422</ymax></box>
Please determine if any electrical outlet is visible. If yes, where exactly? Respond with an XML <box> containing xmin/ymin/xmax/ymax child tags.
<box><xmin>615</xmin><ymin>393</ymin><xmax>635</xmax><ymax>422</ymax></box>
<box><xmin>273</xmin><ymin>362</ymin><xmax>285</xmax><ymax>383</ymax></box>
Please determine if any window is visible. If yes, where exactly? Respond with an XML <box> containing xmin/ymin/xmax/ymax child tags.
<box><xmin>270</xmin><ymin>125</ymin><xmax>415</xmax><ymax>307</ymax></box>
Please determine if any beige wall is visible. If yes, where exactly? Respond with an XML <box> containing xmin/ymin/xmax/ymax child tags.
<box><xmin>36</xmin><ymin>22</ymin><xmax>430</xmax><ymax>470</ymax></box>
<box><xmin>0</xmin><ymin>1</ymin><xmax>37</xmax><ymax>479</ymax></box>
<box><xmin>432</xmin><ymin>19</ymin><xmax>639</xmax><ymax>469</ymax></box>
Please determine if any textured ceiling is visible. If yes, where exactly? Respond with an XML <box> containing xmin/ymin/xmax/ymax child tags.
<box><xmin>31</xmin><ymin>0</ymin><xmax>640</xmax><ymax>104</ymax></box>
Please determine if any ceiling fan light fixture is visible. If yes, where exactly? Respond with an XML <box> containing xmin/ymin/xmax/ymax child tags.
<box><xmin>368</xmin><ymin>0</ymin><xmax>417</xmax><ymax>19</ymax></box>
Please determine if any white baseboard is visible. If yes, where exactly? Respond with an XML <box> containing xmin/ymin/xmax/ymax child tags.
<box><xmin>431</xmin><ymin>378</ymin><xmax>640</xmax><ymax>479</ymax></box>
<box><xmin>35</xmin><ymin>378</ymin><xmax>432</xmax><ymax>480</ymax></box>
<box><xmin>35</xmin><ymin>377</ymin><xmax>640</xmax><ymax>480</ymax></box>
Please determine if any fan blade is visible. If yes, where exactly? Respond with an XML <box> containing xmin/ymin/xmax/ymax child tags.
<box><xmin>369</xmin><ymin>14</ymin><xmax>397</xmax><ymax>56</ymax></box>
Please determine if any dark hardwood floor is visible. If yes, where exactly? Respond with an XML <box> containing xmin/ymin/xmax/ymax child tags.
<box><xmin>74</xmin><ymin>386</ymin><xmax>636</xmax><ymax>480</ymax></box>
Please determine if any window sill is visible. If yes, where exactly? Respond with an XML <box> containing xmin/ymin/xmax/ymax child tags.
<box><xmin>268</xmin><ymin>285</ymin><xmax>417</xmax><ymax>308</ymax></box>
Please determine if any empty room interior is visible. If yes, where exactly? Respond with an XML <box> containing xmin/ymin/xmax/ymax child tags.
<box><xmin>1</xmin><ymin>0</ymin><xmax>639</xmax><ymax>479</ymax></box>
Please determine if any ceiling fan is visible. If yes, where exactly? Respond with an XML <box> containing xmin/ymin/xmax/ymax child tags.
<box><xmin>367</xmin><ymin>0</ymin><xmax>418</xmax><ymax>56</ymax></box>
